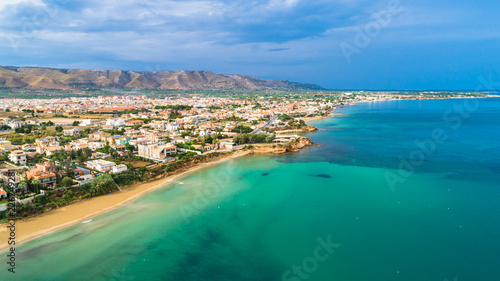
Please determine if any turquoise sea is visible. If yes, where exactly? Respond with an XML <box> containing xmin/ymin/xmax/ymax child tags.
<box><xmin>2</xmin><ymin>98</ymin><xmax>500</xmax><ymax>281</ymax></box>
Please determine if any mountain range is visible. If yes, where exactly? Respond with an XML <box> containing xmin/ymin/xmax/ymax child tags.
<box><xmin>0</xmin><ymin>66</ymin><xmax>322</xmax><ymax>91</ymax></box>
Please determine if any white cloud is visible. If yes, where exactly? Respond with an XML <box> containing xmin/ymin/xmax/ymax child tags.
<box><xmin>0</xmin><ymin>0</ymin><xmax>44</xmax><ymax>11</ymax></box>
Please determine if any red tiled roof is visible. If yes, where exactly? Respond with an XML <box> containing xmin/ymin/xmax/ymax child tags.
<box><xmin>94</xmin><ymin>107</ymin><xmax>135</xmax><ymax>112</ymax></box>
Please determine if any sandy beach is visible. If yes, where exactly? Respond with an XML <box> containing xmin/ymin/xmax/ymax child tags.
<box><xmin>0</xmin><ymin>150</ymin><xmax>252</xmax><ymax>253</ymax></box>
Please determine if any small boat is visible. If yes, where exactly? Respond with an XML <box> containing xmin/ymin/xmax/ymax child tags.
<box><xmin>179</xmin><ymin>182</ymin><xmax>184</xmax><ymax>185</ymax></box>
<box><xmin>82</xmin><ymin>219</ymin><xmax>92</xmax><ymax>224</ymax></box>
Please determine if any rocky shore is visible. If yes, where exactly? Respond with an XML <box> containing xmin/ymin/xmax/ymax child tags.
<box><xmin>249</xmin><ymin>136</ymin><xmax>313</xmax><ymax>154</ymax></box>
<box><xmin>271</xmin><ymin>125</ymin><xmax>319</xmax><ymax>134</ymax></box>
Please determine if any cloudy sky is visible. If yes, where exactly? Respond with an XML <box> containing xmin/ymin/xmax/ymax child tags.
<box><xmin>1</xmin><ymin>0</ymin><xmax>499</xmax><ymax>90</ymax></box>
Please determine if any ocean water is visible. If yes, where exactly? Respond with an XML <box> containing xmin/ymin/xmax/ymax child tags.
<box><xmin>2</xmin><ymin>98</ymin><xmax>500</xmax><ymax>281</ymax></box>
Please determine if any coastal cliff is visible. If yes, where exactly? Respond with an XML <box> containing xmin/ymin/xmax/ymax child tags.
<box><xmin>270</xmin><ymin>125</ymin><xmax>319</xmax><ymax>134</ymax></box>
<box><xmin>250</xmin><ymin>136</ymin><xmax>313</xmax><ymax>154</ymax></box>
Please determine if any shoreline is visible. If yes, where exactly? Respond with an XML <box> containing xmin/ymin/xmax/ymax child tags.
<box><xmin>303</xmin><ymin>95</ymin><xmax>492</xmax><ymax>122</ymax></box>
<box><xmin>0</xmin><ymin>150</ymin><xmax>252</xmax><ymax>253</ymax></box>
<box><xmin>1</xmin><ymin>95</ymin><xmax>489</xmax><ymax>253</ymax></box>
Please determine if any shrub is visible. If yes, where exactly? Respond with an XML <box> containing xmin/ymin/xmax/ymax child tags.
<box><xmin>82</xmin><ymin>193</ymin><xmax>92</xmax><ymax>199</ymax></box>
<box><xmin>36</xmin><ymin>195</ymin><xmax>48</xmax><ymax>205</ymax></box>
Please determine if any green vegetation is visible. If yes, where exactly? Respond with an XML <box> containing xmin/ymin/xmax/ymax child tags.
<box><xmin>233</xmin><ymin>133</ymin><xmax>275</xmax><ymax>144</ymax></box>
<box><xmin>279</xmin><ymin>114</ymin><xmax>293</xmax><ymax>121</ymax></box>
<box><xmin>232</xmin><ymin>125</ymin><xmax>253</xmax><ymax>134</ymax></box>
<box><xmin>154</xmin><ymin>105</ymin><xmax>193</xmax><ymax>110</ymax></box>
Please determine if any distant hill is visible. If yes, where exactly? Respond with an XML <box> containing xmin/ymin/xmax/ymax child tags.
<box><xmin>0</xmin><ymin>66</ymin><xmax>323</xmax><ymax>91</ymax></box>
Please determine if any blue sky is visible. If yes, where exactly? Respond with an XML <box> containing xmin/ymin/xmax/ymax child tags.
<box><xmin>0</xmin><ymin>0</ymin><xmax>499</xmax><ymax>90</ymax></box>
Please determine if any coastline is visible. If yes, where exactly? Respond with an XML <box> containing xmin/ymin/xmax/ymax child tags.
<box><xmin>0</xmin><ymin>150</ymin><xmax>252</xmax><ymax>253</ymax></box>
<box><xmin>1</xmin><ymin>95</ymin><xmax>489</xmax><ymax>253</ymax></box>
<box><xmin>302</xmin><ymin>95</ymin><xmax>492</xmax><ymax>122</ymax></box>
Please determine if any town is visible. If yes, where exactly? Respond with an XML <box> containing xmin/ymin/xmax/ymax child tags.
<box><xmin>0</xmin><ymin>90</ymin><xmax>485</xmax><ymax>218</ymax></box>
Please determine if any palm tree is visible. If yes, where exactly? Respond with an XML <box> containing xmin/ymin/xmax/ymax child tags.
<box><xmin>54</xmin><ymin>165</ymin><xmax>62</xmax><ymax>182</ymax></box>
<box><xmin>212</xmin><ymin>139</ymin><xmax>220</xmax><ymax>149</ymax></box>
<box><xmin>31</xmin><ymin>179</ymin><xmax>40</xmax><ymax>193</ymax></box>
<box><xmin>18</xmin><ymin>180</ymin><xmax>27</xmax><ymax>193</ymax></box>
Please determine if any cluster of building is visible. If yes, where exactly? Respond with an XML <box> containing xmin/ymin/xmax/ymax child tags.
<box><xmin>0</xmin><ymin>93</ymin><xmax>342</xmax><ymax>200</ymax></box>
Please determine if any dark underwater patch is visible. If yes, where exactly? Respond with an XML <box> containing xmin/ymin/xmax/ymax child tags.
<box><xmin>311</xmin><ymin>174</ymin><xmax>332</xmax><ymax>178</ymax></box>
<box><xmin>262</xmin><ymin>173</ymin><xmax>269</xmax><ymax>176</ymax></box>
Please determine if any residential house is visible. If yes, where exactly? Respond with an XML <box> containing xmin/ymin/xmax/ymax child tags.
<box><xmin>35</xmin><ymin>138</ymin><xmax>50</xmax><ymax>146</ymax></box>
<box><xmin>26</xmin><ymin>162</ymin><xmax>56</xmax><ymax>189</ymax></box>
<box><xmin>138</xmin><ymin>143</ymin><xmax>177</xmax><ymax>161</ymax></box>
<box><xmin>126</xmin><ymin>120</ymin><xmax>144</xmax><ymax>126</ymax></box>
<box><xmin>192</xmin><ymin>144</ymin><xmax>216</xmax><ymax>152</ymax></box>
<box><xmin>0</xmin><ymin>140</ymin><xmax>15</xmax><ymax>152</ymax></box>
<box><xmin>64</xmin><ymin>127</ymin><xmax>83</xmax><ymax>137</ymax></box>
<box><xmin>85</xmin><ymin>160</ymin><xmax>116</xmax><ymax>172</ymax></box>
<box><xmin>21</xmin><ymin>143</ymin><xmax>37</xmax><ymax>151</ymax></box>
<box><xmin>9</xmin><ymin>150</ymin><xmax>27</xmax><ymax>165</ymax></box>
<box><xmin>45</xmin><ymin>146</ymin><xmax>64</xmax><ymax>156</ymax></box>
<box><xmin>80</xmin><ymin>119</ymin><xmax>93</xmax><ymax>126</ymax></box>
<box><xmin>111</xmin><ymin>164</ymin><xmax>128</xmax><ymax>174</ymax></box>
<box><xmin>89</xmin><ymin>131</ymin><xmax>111</xmax><ymax>141</ymax></box>
<box><xmin>105</xmin><ymin>118</ymin><xmax>126</xmax><ymax>127</ymax></box>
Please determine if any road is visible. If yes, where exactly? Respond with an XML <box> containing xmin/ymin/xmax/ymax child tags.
<box><xmin>252</xmin><ymin>116</ymin><xmax>278</xmax><ymax>134</ymax></box>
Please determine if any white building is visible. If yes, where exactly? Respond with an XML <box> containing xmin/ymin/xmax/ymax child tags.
<box><xmin>138</xmin><ymin>143</ymin><xmax>177</xmax><ymax>161</ymax></box>
<box><xmin>85</xmin><ymin>160</ymin><xmax>116</xmax><ymax>172</ymax></box>
<box><xmin>106</xmin><ymin>118</ymin><xmax>126</xmax><ymax>127</ymax></box>
<box><xmin>111</xmin><ymin>164</ymin><xmax>128</xmax><ymax>174</ymax></box>
<box><xmin>64</xmin><ymin>127</ymin><xmax>83</xmax><ymax>137</ymax></box>
<box><xmin>9</xmin><ymin>150</ymin><xmax>27</xmax><ymax>165</ymax></box>
<box><xmin>80</xmin><ymin>119</ymin><xmax>93</xmax><ymax>126</ymax></box>
<box><xmin>167</xmin><ymin>122</ymin><xmax>179</xmax><ymax>131</ymax></box>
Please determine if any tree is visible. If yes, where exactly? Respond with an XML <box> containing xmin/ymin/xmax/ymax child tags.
<box><xmin>232</xmin><ymin>125</ymin><xmax>253</xmax><ymax>134</ymax></box>
<box><xmin>55</xmin><ymin>165</ymin><xmax>62</xmax><ymax>182</ymax></box>
<box><xmin>55</xmin><ymin>126</ymin><xmax>63</xmax><ymax>132</ymax></box>
<box><xmin>61</xmin><ymin>177</ymin><xmax>74</xmax><ymax>187</ymax></box>
<box><xmin>90</xmin><ymin>174</ymin><xmax>117</xmax><ymax>196</ymax></box>
<box><xmin>212</xmin><ymin>139</ymin><xmax>220</xmax><ymax>149</ymax></box>
<box><xmin>78</xmin><ymin>154</ymin><xmax>86</xmax><ymax>164</ymax></box>
<box><xmin>31</xmin><ymin>179</ymin><xmax>40</xmax><ymax>187</ymax></box>
<box><xmin>102</xmin><ymin>145</ymin><xmax>111</xmax><ymax>154</ymax></box>
<box><xmin>72</xmin><ymin>121</ymin><xmax>80</xmax><ymax>126</ymax></box>
<box><xmin>69</xmin><ymin>150</ymin><xmax>77</xmax><ymax>160</ymax></box>
<box><xmin>139</xmin><ymin>165</ymin><xmax>148</xmax><ymax>176</ymax></box>
<box><xmin>83</xmin><ymin>147</ymin><xmax>92</xmax><ymax>158</ymax></box>
<box><xmin>279</xmin><ymin>114</ymin><xmax>293</xmax><ymax>121</ymax></box>
<box><xmin>18</xmin><ymin>181</ymin><xmax>27</xmax><ymax>192</ymax></box>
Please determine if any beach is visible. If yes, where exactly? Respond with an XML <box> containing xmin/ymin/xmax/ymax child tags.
<box><xmin>0</xmin><ymin>150</ymin><xmax>252</xmax><ymax>253</ymax></box>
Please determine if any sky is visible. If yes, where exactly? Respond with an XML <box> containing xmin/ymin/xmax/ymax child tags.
<box><xmin>0</xmin><ymin>0</ymin><xmax>499</xmax><ymax>90</ymax></box>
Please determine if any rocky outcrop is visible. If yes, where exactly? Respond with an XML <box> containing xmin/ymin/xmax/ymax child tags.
<box><xmin>250</xmin><ymin>136</ymin><xmax>313</xmax><ymax>154</ymax></box>
<box><xmin>272</xmin><ymin>125</ymin><xmax>319</xmax><ymax>134</ymax></box>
